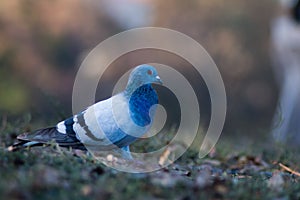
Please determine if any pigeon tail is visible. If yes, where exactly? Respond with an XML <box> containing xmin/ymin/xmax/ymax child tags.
<box><xmin>8</xmin><ymin>127</ymin><xmax>86</xmax><ymax>151</ymax></box>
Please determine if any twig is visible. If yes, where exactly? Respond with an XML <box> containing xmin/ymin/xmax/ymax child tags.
<box><xmin>279</xmin><ymin>163</ymin><xmax>300</xmax><ymax>177</ymax></box>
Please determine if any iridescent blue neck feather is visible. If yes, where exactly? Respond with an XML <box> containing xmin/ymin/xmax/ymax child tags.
<box><xmin>128</xmin><ymin>84</ymin><xmax>158</xmax><ymax>127</ymax></box>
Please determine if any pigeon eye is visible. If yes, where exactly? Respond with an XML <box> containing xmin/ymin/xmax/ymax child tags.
<box><xmin>147</xmin><ymin>70</ymin><xmax>153</xmax><ymax>76</ymax></box>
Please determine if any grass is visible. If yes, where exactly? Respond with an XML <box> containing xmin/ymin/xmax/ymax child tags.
<box><xmin>1</xmin><ymin>115</ymin><xmax>300</xmax><ymax>200</ymax></box>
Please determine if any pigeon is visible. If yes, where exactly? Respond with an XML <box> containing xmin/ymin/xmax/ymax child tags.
<box><xmin>8</xmin><ymin>64</ymin><xmax>162</xmax><ymax>159</ymax></box>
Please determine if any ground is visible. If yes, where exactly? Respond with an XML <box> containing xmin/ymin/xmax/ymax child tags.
<box><xmin>0</xmin><ymin>116</ymin><xmax>300</xmax><ymax>200</ymax></box>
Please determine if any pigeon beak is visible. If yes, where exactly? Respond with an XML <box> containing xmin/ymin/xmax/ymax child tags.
<box><xmin>155</xmin><ymin>75</ymin><xmax>163</xmax><ymax>85</ymax></box>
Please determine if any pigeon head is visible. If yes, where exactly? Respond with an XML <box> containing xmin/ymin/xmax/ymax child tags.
<box><xmin>125</xmin><ymin>64</ymin><xmax>162</xmax><ymax>94</ymax></box>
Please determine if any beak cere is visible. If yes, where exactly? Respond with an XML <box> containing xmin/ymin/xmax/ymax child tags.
<box><xmin>155</xmin><ymin>75</ymin><xmax>163</xmax><ymax>85</ymax></box>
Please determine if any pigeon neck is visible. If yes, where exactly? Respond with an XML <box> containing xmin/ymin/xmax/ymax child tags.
<box><xmin>127</xmin><ymin>84</ymin><xmax>158</xmax><ymax>127</ymax></box>
<box><xmin>124</xmin><ymin>80</ymin><xmax>143</xmax><ymax>97</ymax></box>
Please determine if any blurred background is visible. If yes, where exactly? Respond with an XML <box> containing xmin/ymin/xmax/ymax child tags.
<box><xmin>0</xmin><ymin>0</ymin><xmax>281</xmax><ymax>147</ymax></box>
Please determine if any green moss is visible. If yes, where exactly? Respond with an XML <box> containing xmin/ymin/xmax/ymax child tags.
<box><xmin>1</xmin><ymin>116</ymin><xmax>300</xmax><ymax>200</ymax></box>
